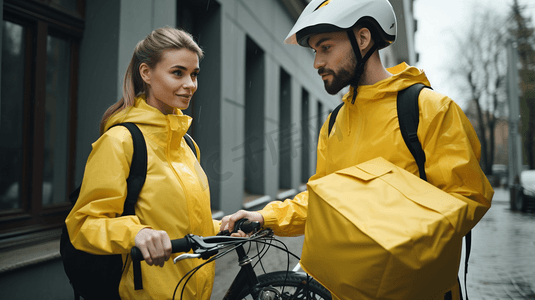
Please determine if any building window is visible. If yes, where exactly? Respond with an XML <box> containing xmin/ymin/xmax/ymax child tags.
<box><xmin>1</xmin><ymin>20</ymin><xmax>26</xmax><ymax>212</ymax></box>
<box><xmin>317</xmin><ymin>102</ymin><xmax>324</xmax><ymax>139</ymax></box>
<box><xmin>301</xmin><ymin>89</ymin><xmax>310</xmax><ymax>183</ymax></box>
<box><xmin>279</xmin><ymin>68</ymin><xmax>292</xmax><ymax>190</ymax></box>
<box><xmin>43</xmin><ymin>34</ymin><xmax>72</xmax><ymax>207</ymax></box>
<box><xmin>0</xmin><ymin>0</ymin><xmax>83</xmax><ymax>240</ymax></box>
<box><xmin>244</xmin><ymin>36</ymin><xmax>265</xmax><ymax>197</ymax></box>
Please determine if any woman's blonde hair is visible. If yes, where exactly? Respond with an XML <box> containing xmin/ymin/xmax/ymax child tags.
<box><xmin>99</xmin><ymin>27</ymin><xmax>204</xmax><ymax>135</ymax></box>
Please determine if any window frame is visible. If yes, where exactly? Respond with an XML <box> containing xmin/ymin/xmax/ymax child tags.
<box><xmin>0</xmin><ymin>0</ymin><xmax>83</xmax><ymax>240</ymax></box>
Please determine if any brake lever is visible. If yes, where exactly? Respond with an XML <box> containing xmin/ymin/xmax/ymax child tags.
<box><xmin>188</xmin><ymin>234</ymin><xmax>220</xmax><ymax>250</ymax></box>
<box><xmin>173</xmin><ymin>253</ymin><xmax>201</xmax><ymax>264</ymax></box>
<box><xmin>250</xmin><ymin>228</ymin><xmax>273</xmax><ymax>239</ymax></box>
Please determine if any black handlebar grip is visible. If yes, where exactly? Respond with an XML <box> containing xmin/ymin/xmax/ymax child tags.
<box><xmin>130</xmin><ymin>237</ymin><xmax>192</xmax><ymax>261</ymax></box>
<box><xmin>235</xmin><ymin>219</ymin><xmax>261</xmax><ymax>234</ymax></box>
<box><xmin>171</xmin><ymin>237</ymin><xmax>192</xmax><ymax>253</ymax></box>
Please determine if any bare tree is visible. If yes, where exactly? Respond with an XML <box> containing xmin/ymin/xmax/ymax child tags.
<box><xmin>451</xmin><ymin>7</ymin><xmax>508</xmax><ymax>174</ymax></box>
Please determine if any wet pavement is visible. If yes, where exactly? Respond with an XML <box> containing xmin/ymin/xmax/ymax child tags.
<box><xmin>211</xmin><ymin>188</ymin><xmax>535</xmax><ymax>299</ymax></box>
<box><xmin>461</xmin><ymin>187</ymin><xmax>535</xmax><ymax>299</ymax></box>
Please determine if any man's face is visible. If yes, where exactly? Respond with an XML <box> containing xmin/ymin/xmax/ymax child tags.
<box><xmin>309</xmin><ymin>31</ymin><xmax>356</xmax><ymax>95</ymax></box>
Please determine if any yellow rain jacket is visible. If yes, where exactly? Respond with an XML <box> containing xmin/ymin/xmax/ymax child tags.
<box><xmin>259</xmin><ymin>63</ymin><xmax>493</xmax><ymax>299</ymax></box>
<box><xmin>65</xmin><ymin>95</ymin><xmax>219</xmax><ymax>299</ymax></box>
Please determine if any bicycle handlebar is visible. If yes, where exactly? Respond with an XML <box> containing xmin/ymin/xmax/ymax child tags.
<box><xmin>217</xmin><ymin>218</ymin><xmax>260</xmax><ymax>236</ymax></box>
<box><xmin>131</xmin><ymin>237</ymin><xmax>192</xmax><ymax>262</ymax></box>
<box><xmin>130</xmin><ymin>218</ymin><xmax>261</xmax><ymax>262</ymax></box>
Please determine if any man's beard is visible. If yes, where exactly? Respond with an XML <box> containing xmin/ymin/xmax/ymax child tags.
<box><xmin>319</xmin><ymin>54</ymin><xmax>357</xmax><ymax>95</ymax></box>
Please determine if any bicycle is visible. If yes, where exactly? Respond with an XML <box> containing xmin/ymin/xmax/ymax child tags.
<box><xmin>131</xmin><ymin>219</ymin><xmax>332</xmax><ymax>300</ymax></box>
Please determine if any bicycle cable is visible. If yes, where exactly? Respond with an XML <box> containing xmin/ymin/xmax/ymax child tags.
<box><xmin>239</xmin><ymin>236</ymin><xmax>294</xmax><ymax>298</ymax></box>
<box><xmin>173</xmin><ymin>239</ymin><xmax>247</xmax><ymax>300</ymax></box>
<box><xmin>252</xmin><ymin>238</ymin><xmax>271</xmax><ymax>274</ymax></box>
<box><xmin>172</xmin><ymin>233</ymin><xmax>301</xmax><ymax>300</ymax></box>
<box><xmin>246</xmin><ymin>237</ymin><xmax>294</xmax><ymax>297</ymax></box>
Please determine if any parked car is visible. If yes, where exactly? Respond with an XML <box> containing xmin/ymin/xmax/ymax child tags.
<box><xmin>510</xmin><ymin>170</ymin><xmax>535</xmax><ymax>212</ymax></box>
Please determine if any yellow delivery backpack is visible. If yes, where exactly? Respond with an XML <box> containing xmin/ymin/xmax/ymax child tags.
<box><xmin>301</xmin><ymin>157</ymin><xmax>472</xmax><ymax>300</ymax></box>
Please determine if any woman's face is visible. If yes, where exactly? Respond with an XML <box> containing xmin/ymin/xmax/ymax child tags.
<box><xmin>141</xmin><ymin>48</ymin><xmax>200</xmax><ymax>114</ymax></box>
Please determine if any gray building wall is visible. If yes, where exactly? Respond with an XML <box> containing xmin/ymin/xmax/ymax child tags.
<box><xmin>75</xmin><ymin>0</ymin><xmax>120</xmax><ymax>185</ymax></box>
<box><xmin>216</xmin><ymin>0</ymin><xmax>339</xmax><ymax>214</ymax></box>
<box><xmin>76</xmin><ymin>0</ymin><xmax>178</xmax><ymax>185</ymax></box>
<box><xmin>382</xmin><ymin>0</ymin><xmax>416</xmax><ymax>67</ymax></box>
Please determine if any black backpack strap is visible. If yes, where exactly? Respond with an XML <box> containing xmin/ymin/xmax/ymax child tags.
<box><xmin>397</xmin><ymin>83</ymin><xmax>428</xmax><ymax>181</ymax></box>
<box><xmin>184</xmin><ymin>133</ymin><xmax>198</xmax><ymax>160</ymax></box>
<box><xmin>109</xmin><ymin>123</ymin><xmax>147</xmax><ymax>291</ymax></box>
<box><xmin>397</xmin><ymin>85</ymin><xmax>472</xmax><ymax>300</ymax></box>
<box><xmin>328</xmin><ymin>102</ymin><xmax>345</xmax><ymax>136</ymax></box>
<box><xmin>110</xmin><ymin>123</ymin><xmax>148</xmax><ymax>216</ymax></box>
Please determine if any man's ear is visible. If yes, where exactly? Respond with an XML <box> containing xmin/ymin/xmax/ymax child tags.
<box><xmin>139</xmin><ymin>63</ymin><xmax>151</xmax><ymax>85</ymax></box>
<box><xmin>353</xmin><ymin>27</ymin><xmax>372</xmax><ymax>52</ymax></box>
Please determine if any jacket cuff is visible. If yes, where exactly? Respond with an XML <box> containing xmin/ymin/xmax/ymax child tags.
<box><xmin>132</xmin><ymin>225</ymin><xmax>151</xmax><ymax>247</ymax></box>
<box><xmin>258</xmin><ymin>209</ymin><xmax>278</xmax><ymax>228</ymax></box>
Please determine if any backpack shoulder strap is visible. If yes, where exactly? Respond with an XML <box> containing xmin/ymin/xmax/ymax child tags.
<box><xmin>110</xmin><ymin>123</ymin><xmax>148</xmax><ymax>291</ymax></box>
<box><xmin>328</xmin><ymin>102</ymin><xmax>345</xmax><ymax>136</ymax></box>
<box><xmin>110</xmin><ymin>123</ymin><xmax>147</xmax><ymax>216</ymax></box>
<box><xmin>397</xmin><ymin>83</ymin><xmax>429</xmax><ymax>181</ymax></box>
<box><xmin>184</xmin><ymin>133</ymin><xmax>199</xmax><ymax>161</ymax></box>
<box><xmin>397</xmin><ymin>84</ymin><xmax>472</xmax><ymax>300</ymax></box>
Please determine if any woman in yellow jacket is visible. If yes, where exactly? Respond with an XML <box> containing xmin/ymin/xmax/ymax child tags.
<box><xmin>221</xmin><ymin>0</ymin><xmax>494</xmax><ymax>299</ymax></box>
<box><xmin>65</xmin><ymin>27</ymin><xmax>219</xmax><ymax>299</ymax></box>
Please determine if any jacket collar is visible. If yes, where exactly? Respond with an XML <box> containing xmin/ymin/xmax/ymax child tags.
<box><xmin>104</xmin><ymin>95</ymin><xmax>192</xmax><ymax>147</ymax></box>
<box><xmin>342</xmin><ymin>62</ymin><xmax>431</xmax><ymax>104</ymax></box>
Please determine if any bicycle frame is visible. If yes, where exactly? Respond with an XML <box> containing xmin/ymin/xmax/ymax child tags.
<box><xmin>220</xmin><ymin>238</ymin><xmax>322</xmax><ymax>300</ymax></box>
<box><xmin>222</xmin><ymin>243</ymin><xmax>261</xmax><ymax>299</ymax></box>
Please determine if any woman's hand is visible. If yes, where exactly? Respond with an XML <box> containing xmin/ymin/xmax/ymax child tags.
<box><xmin>134</xmin><ymin>228</ymin><xmax>172</xmax><ymax>267</ymax></box>
<box><xmin>220</xmin><ymin>210</ymin><xmax>264</xmax><ymax>237</ymax></box>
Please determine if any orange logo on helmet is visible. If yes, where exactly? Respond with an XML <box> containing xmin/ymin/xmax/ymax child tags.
<box><xmin>315</xmin><ymin>0</ymin><xmax>331</xmax><ymax>11</ymax></box>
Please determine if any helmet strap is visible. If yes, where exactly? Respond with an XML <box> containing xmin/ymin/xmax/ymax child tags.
<box><xmin>346</xmin><ymin>29</ymin><xmax>378</xmax><ymax>103</ymax></box>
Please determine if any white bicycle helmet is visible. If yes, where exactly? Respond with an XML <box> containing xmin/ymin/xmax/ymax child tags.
<box><xmin>284</xmin><ymin>0</ymin><xmax>396</xmax><ymax>49</ymax></box>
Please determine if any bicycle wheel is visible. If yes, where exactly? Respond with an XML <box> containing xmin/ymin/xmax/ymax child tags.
<box><xmin>237</xmin><ymin>271</ymin><xmax>332</xmax><ymax>299</ymax></box>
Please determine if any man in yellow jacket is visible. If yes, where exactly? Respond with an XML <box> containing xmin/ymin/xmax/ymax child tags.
<box><xmin>221</xmin><ymin>0</ymin><xmax>493</xmax><ymax>299</ymax></box>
